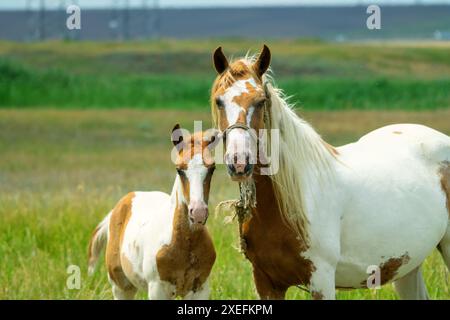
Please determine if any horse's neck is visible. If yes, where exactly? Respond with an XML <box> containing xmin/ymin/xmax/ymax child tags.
<box><xmin>251</xmin><ymin>174</ymin><xmax>281</xmax><ymax>219</ymax></box>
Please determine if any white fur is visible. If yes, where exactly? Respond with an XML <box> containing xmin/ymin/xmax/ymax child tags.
<box><xmin>221</xmin><ymin>78</ymin><xmax>260</xmax><ymax>164</ymax></box>
<box><xmin>219</xmin><ymin>64</ymin><xmax>450</xmax><ymax>299</ymax></box>
<box><xmin>102</xmin><ymin>174</ymin><xmax>211</xmax><ymax>300</ymax></box>
<box><xmin>185</xmin><ymin>153</ymin><xmax>208</xmax><ymax>205</ymax></box>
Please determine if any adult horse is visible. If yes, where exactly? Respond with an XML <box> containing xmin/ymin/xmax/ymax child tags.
<box><xmin>210</xmin><ymin>45</ymin><xmax>450</xmax><ymax>299</ymax></box>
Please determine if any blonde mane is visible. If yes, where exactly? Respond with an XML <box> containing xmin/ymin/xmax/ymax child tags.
<box><xmin>211</xmin><ymin>57</ymin><xmax>337</xmax><ymax>244</ymax></box>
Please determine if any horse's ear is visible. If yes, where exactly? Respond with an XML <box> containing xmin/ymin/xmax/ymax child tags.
<box><xmin>171</xmin><ymin>124</ymin><xmax>184</xmax><ymax>151</ymax></box>
<box><xmin>213</xmin><ymin>46</ymin><xmax>228</xmax><ymax>74</ymax></box>
<box><xmin>253</xmin><ymin>44</ymin><xmax>271</xmax><ymax>77</ymax></box>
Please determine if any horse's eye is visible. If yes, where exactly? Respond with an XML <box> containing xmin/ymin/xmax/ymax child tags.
<box><xmin>255</xmin><ymin>99</ymin><xmax>266</xmax><ymax>108</ymax></box>
<box><xmin>215</xmin><ymin>97</ymin><xmax>224</xmax><ymax>109</ymax></box>
<box><xmin>176</xmin><ymin>169</ymin><xmax>185</xmax><ymax>177</ymax></box>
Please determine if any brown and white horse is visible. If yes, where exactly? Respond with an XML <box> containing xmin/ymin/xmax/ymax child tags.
<box><xmin>88</xmin><ymin>125</ymin><xmax>219</xmax><ymax>299</ymax></box>
<box><xmin>211</xmin><ymin>45</ymin><xmax>450</xmax><ymax>300</ymax></box>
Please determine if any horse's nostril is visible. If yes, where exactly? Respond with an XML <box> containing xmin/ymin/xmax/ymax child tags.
<box><xmin>189</xmin><ymin>216</ymin><xmax>194</xmax><ymax>223</ymax></box>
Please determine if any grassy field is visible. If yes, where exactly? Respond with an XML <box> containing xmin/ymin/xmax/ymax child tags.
<box><xmin>0</xmin><ymin>39</ymin><xmax>449</xmax><ymax>299</ymax></box>
<box><xmin>0</xmin><ymin>109</ymin><xmax>449</xmax><ymax>300</ymax></box>
<box><xmin>1</xmin><ymin>39</ymin><xmax>450</xmax><ymax>110</ymax></box>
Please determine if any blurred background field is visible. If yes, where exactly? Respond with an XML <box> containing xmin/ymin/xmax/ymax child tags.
<box><xmin>1</xmin><ymin>39</ymin><xmax>450</xmax><ymax>110</ymax></box>
<box><xmin>0</xmin><ymin>0</ymin><xmax>449</xmax><ymax>300</ymax></box>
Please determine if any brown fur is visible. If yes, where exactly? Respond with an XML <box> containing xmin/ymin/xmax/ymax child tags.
<box><xmin>155</xmin><ymin>131</ymin><xmax>216</xmax><ymax>297</ymax></box>
<box><xmin>211</xmin><ymin>60</ymin><xmax>261</xmax><ymax>131</ymax></box>
<box><xmin>242</xmin><ymin>174</ymin><xmax>315</xmax><ymax>299</ymax></box>
<box><xmin>105</xmin><ymin>192</ymin><xmax>136</xmax><ymax>291</ymax></box>
<box><xmin>439</xmin><ymin>161</ymin><xmax>450</xmax><ymax>216</ymax></box>
<box><xmin>156</xmin><ymin>202</ymin><xmax>216</xmax><ymax>296</ymax></box>
<box><xmin>362</xmin><ymin>253</ymin><xmax>411</xmax><ymax>287</ymax></box>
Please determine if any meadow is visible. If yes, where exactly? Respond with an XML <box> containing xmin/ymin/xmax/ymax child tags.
<box><xmin>0</xmin><ymin>39</ymin><xmax>449</xmax><ymax>299</ymax></box>
<box><xmin>1</xmin><ymin>39</ymin><xmax>450</xmax><ymax>110</ymax></box>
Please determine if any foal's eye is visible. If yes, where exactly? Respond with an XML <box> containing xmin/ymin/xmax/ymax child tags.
<box><xmin>215</xmin><ymin>98</ymin><xmax>224</xmax><ymax>109</ymax></box>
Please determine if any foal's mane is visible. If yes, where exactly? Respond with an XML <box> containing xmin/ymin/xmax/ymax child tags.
<box><xmin>211</xmin><ymin>55</ymin><xmax>337</xmax><ymax>244</ymax></box>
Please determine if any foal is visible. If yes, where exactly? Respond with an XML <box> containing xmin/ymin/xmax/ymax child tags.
<box><xmin>88</xmin><ymin>125</ymin><xmax>219</xmax><ymax>299</ymax></box>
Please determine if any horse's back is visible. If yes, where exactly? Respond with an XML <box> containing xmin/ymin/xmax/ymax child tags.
<box><xmin>339</xmin><ymin>123</ymin><xmax>450</xmax><ymax>163</ymax></box>
<box><xmin>335</xmin><ymin>124</ymin><xmax>450</xmax><ymax>288</ymax></box>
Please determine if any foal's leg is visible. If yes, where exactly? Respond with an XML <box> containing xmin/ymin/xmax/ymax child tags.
<box><xmin>108</xmin><ymin>274</ymin><xmax>137</xmax><ymax>300</ymax></box>
<box><xmin>148</xmin><ymin>281</ymin><xmax>172</xmax><ymax>300</ymax></box>
<box><xmin>393</xmin><ymin>266</ymin><xmax>429</xmax><ymax>300</ymax></box>
<box><xmin>112</xmin><ymin>284</ymin><xmax>137</xmax><ymax>300</ymax></box>
<box><xmin>184</xmin><ymin>282</ymin><xmax>211</xmax><ymax>300</ymax></box>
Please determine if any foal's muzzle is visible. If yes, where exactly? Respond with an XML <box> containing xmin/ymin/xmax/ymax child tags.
<box><xmin>188</xmin><ymin>201</ymin><xmax>208</xmax><ymax>226</ymax></box>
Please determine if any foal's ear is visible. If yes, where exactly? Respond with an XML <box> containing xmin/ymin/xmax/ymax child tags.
<box><xmin>213</xmin><ymin>46</ymin><xmax>229</xmax><ymax>74</ymax></box>
<box><xmin>204</xmin><ymin>129</ymin><xmax>221</xmax><ymax>149</ymax></box>
<box><xmin>171</xmin><ymin>124</ymin><xmax>185</xmax><ymax>151</ymax></box>
<box><xmin>253</xmin><ymin>44</ymin><xmax>271</xmax><ymax>77</ymax></box>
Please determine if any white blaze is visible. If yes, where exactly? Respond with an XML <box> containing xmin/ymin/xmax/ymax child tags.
<box><xmin>185</xmin><ymin>153</ymin><xmax>208</xmax><ymax>204</ymax></box>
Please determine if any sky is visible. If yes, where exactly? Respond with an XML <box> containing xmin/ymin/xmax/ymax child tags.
<box><xmin>1</xmin><ymin>0</ymin><xmax>449</xmax><ymax>10</ymax></box>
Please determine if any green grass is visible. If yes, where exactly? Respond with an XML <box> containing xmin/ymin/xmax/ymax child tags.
<box><xmin>1</xmin><ymin>60</ymin><xmax>450</xmax><ymax>110</ymax></box>
<box><xmin>0</xmin><ymin>109</ymin><xmax>449</xmax><ymax>299</ymax></box>
<box><xmin>1</xmin><ymin>39</ymin><xmax>450</xmax><ymax>110</ymax></box>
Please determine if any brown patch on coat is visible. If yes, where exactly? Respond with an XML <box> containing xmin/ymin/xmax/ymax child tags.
<box><xmin>211</xmin><ymin>60</ymin><xmax>261</xmax><ymax>131</ymax></box>
<box><xmin>393</xmin><ymin>131</ymin><xmax>403</xmax><ymax>135</ymax></box>
<box><xmin>156</xmin><ymin>202</ymin><xmax>216</xmax><ymax>297</ymax></box>
<box><xmin>242</xmin><ymin>174</ymin><xmax>315</xmax><ymax>300</ymax></box>
<box><xmin>361</xmin><ymin>253</ymin><xmax>411</xmax><ymax>287</ymax></box>
<box><xmin>105</xmin><ymin>192</ymin><xmax>136</xmax><ymax>291</ymax></box>
<box><xmin>311</xmin><ymin>291</ymin><xmax>324</xmax><ymax>300</ymax></box>
<box><xmin>439</xmin><ymin>161</ymin><xmax>450</xmax><ymax>216</ymax></box>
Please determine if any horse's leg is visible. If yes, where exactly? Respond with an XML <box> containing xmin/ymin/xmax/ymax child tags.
<box><xmin>393</xmin><ymin>266</ymin><xmax>429</xmax><ymax>300</ymax></box>
<box><xmin>308</xmin><ymin>259</ymin><xmax>336</xmax><ymax>300</ymax></box>
<box><xmin>253</xmin><ymin>268</ymin><xmax>287</xmax><ymax>300</ymax></box>
<box><xmin>438</xmin><ymin>224</ymin><xmax>450</xmax><ymax>270</ymax></box>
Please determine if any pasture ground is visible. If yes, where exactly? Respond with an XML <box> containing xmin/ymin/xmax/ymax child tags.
<box><xmin>1</xmin><ymin>109</ymin><xmax>449</xmax><ymax>299</ymax></box>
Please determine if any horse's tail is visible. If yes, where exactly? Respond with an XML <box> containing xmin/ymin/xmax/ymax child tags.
<box><xmin>87</xmin><ymin>212</ymin><xmax>111</xmax><ymax>275</ymax></box>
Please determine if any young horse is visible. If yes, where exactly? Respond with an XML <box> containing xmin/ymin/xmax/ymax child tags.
<box><xmin>211</xmin><ymin>45</ymin><xmax>450</xmax><ymax>300</ymax></box>
<box><xmin>88</xmin><ymin>125</ymin><xmax>218</xmax><ymax>300</ymax></box>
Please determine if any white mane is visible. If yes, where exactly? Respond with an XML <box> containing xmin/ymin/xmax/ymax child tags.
<box><xmin>263</xmin><ymin>79</ymin><xmax>337</xmax><ymax>243</ymax></box>
<box><xmin>211</xmin><ymin>56</ymin><xmax>338</xmax><ymax>244</ymax></box>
